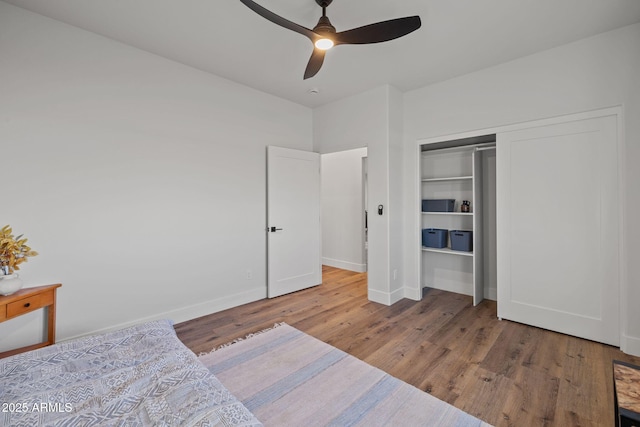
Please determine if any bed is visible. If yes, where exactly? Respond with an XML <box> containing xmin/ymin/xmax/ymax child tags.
<box><xmin>1</xmin><ymin>320</ymin><xmax>491</xmax><ymax>426</ymax></box>
<box><xmin>0</xmin><ymin>319</ymin><xmax>261</xmax><ymax>426</ymax></box>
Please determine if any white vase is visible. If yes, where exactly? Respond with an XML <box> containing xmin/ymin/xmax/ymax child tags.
<box><xmin>0</xmin><ymin>273</ymin><xmax>23</xmax><ymax>296</ymax></box>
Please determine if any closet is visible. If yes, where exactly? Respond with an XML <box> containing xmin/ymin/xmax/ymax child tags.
<box><xmin>419</xmin><ymin>135</ymin><xmax>497</xmax><ymax>306</ymax></box>
<box><xmin>416</xmin><ymin>107</ymin><xmax>621</xmax><ymax>348</ymax></box>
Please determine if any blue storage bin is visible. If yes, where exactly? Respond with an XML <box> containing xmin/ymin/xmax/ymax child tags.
<box><xmin>450</xmin><ymin>230</ymin><xmax>473</xmax><ymax>252</ymax></box>
<box><xmin>422</xmin><ymin>199</ymin><xmax>455</xmax><ymax>212</ymax></box>
<box><xmin>422</xmin><ymin>228</ymin><xmax>448</xmax><ymax>248</ymax></box>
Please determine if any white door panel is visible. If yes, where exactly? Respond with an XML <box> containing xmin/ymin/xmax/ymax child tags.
<box><xmin>267</xmin><ymin>146</ymin><xmax>321</xmax><ymax>298</ymax></box>
<box><xmin>497</xmin><ymin>115</ymin><xmax>619</xmax><ymax>345</ymax></box>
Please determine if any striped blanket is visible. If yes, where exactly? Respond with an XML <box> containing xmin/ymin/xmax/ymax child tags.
<box><xmin>199</xmin><ymin>323</ymin><xmax>492</xmax><ymax>427</ymax></box>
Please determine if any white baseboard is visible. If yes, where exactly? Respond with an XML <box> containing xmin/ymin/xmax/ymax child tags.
<box><xmin>322</xmin><ymin>257</ymin><xmax>367</xmax><ymax>273</ymax></box>
<box><xmin>403</xmin><ymin>286</ymin><xmax>422</xmax><ymax>301</ymax></box>
<box><xmin>368</xmin><ymin>287</ymin><xmax>404</xmax><ymax>305</ymax></box>
<box><xmin>389</xmin><ymin>287</ymin><xmax>404</xmax><ymax>304</ymax></box>
<box><xmin>621</xmin><ymin>334</ymin><xmax>640</xmax><ymax>357</ymax></box>
<box><xmin>484</xmin><ymin>287</ymin><xmax>497</xmax><ymax>301</ymax></box>
<box><xmin>367</xmin><ymin>288</ymin><xmax>389</xmax><ymax>305</ymax></box>
<box><xmin>60</xmin><ymin>287</ymin><xmax>267</xmax><ymax>343</ymax></box>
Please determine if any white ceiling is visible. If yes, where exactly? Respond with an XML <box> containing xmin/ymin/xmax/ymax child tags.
<box><xmin>5</xmin><ymin>0</ymin><xmax>640</xmax><ymax>107</ymax></box>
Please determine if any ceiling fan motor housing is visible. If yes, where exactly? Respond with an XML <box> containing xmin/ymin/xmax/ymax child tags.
<box><xmin>315</xmin><ymin>0</ymin><xmax>333</xmax><ymax>7</ymax></box>
<box><xmin>314</xmin><ymin>15</ymin><xmax>336</xmax><ymax>34</ymax></box>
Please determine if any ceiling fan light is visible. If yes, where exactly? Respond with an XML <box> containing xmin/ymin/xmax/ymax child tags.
<box><xmin>315</xmin><ymin>38</ymin><xmax>334</xmax><ymax>50</ymax></box>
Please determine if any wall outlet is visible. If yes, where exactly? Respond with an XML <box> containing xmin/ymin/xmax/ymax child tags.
<box><xmin>246</xmin><ymin>269</ymin><xmax>253</xmax><ymax>280</ymax></box>
<box><xmin>393</xmin><ymin>269</ymin><xmax>397</xmax><ymax>280</ymax></box>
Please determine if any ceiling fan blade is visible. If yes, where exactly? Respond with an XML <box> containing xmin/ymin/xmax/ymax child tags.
<box><xmin>304</xmin><ymin>49</ymin><xmax>326</xmax><ymax>80</ymax></box>
<box><xmin>239</xmin><ymin>0</ymin><xmax>318</xmax><ymax>42</ymax></box>
<box><xmin>334</xmin><ymin>16</ymin><xmax>421</xmax><ymax>45</ymax></box>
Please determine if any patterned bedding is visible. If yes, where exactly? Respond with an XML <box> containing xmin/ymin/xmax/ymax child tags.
<box><xmin>0</xmin><ymin>319</ymin><xmax>262</xmax><ymax>426</ymax></box>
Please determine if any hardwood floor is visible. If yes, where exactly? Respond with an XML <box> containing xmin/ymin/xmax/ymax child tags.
<box><xmin>175</xmin><ymin>266</ymin><xmax>640</xmax><ymax>427</ymax></box>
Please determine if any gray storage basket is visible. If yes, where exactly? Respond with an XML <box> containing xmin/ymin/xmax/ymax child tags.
<box><xmin>422</xmin><ymin>228</ymin><xmax>448</xmax><ymax>248</ymax></box>
<box><xmin>422</xmin><ymin>199</ymin><xmax>455</xmax><ymax>212</ymax></box>
<box><xmin>450</xmin><ymin>230</ymin><xmax>473</xmax><ymax>252</ymax></box>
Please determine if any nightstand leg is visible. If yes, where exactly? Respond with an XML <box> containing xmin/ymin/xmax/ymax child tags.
<box><xmin>47</xmin><ymin>292</ymin><xmax>57</xmax><ymax>345</ymax></box>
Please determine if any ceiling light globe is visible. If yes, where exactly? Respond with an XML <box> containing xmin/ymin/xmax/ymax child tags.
<box><xmin>315</xmin><ymin>38</ymin><xmax>334</xmax><ymax>50</ymax></box>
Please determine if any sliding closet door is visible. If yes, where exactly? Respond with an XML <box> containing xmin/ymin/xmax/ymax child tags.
<box><xmin>497</xmin><ymin>114</ymin><xmax>619</xmax><ymax>345</ymax></box>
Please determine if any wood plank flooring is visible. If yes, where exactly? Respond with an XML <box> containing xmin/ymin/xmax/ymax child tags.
<box><xmin>175</xmin><ymin>266</ymin><xmax>640</xmax><ymax>427</ymax></box>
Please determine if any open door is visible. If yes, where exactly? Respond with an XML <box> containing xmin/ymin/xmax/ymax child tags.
<box><xmin>267</xmin><ymin>146</ymin><xmax>321</xmax><ymax>298</ymax></box>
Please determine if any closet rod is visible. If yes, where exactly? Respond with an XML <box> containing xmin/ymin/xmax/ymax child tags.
<box><xmin>421</xmin><ymin>142</ymin><xmax>495</xmax><ymax>154</ymax></box>
<box><xmin>475</xmin><ymin>145</ymin><xmax>496</xmax><ymax>152</ymax></box>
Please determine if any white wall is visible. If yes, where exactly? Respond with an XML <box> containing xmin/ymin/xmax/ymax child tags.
<box><xmin>313</xmin><ymin>85</ymin><xmax>404</xmax><ymax>304</ymax></box>
<box><xmin>0</xmin><ymin>2</ymin><xmax>312</xmax><ymax>351</ymax></box>
<box><xmin>313</xmin><ymin>87</ymin><xmax>388</xmax><ymax>155</ymax></box>
<box><xmin>402</xmin><ymin>23</ymin><xmax>640</xmax><ymax>355</ymax></box>
<box><xmin>321</xmin><ymin>148</ymin><xmax>368</xmax><ymax>272</ymax></box>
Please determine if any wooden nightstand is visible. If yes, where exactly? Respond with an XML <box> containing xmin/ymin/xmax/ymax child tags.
<box><xmin>0</xmin><ymin>283</ymin><xmax>62</xmax><ymax>358</ymax></box>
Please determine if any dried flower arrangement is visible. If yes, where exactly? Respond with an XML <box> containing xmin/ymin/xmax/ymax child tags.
<box><xmin>0</xmin><ymin>225</ymin><xmax>38</xmax><ymax>275</ymax></box>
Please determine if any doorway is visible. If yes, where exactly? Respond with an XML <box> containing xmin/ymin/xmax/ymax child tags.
<box><xmin>320</xmin><ymin>147</ymin><xmax>368</xmax><ymax>274</ymax></box>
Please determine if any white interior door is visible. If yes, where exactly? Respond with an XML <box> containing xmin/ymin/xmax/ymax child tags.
<box><xmin>497</xmin><ymin>114</ymin><xmax>619</xmax><ymax>345</ymax></box>
<box><xmin>267</xmin><ymin>146</ymin><xmax>321</xmax><ymax>298</ymax></box>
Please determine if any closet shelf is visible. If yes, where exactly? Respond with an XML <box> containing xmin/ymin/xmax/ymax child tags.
<box><xmin>422</xmin><ymin>212</ymin><xmax>473</xmax><ymax>216</ymax></box>
<box><xmin>421</xmin><ymin>247</ymin><xmax>474</xmax><ymax>257</ymax></box>
<box><xmin>421</xmin><ymin>176</ymin><xmax>472</xmax><ymax>182</ymax></box>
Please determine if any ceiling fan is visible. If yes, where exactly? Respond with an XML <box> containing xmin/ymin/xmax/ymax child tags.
<box><xmin>239</xmin><ymin>0</ymin><xmax>421</xmax><ymax>79</ymax></box>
